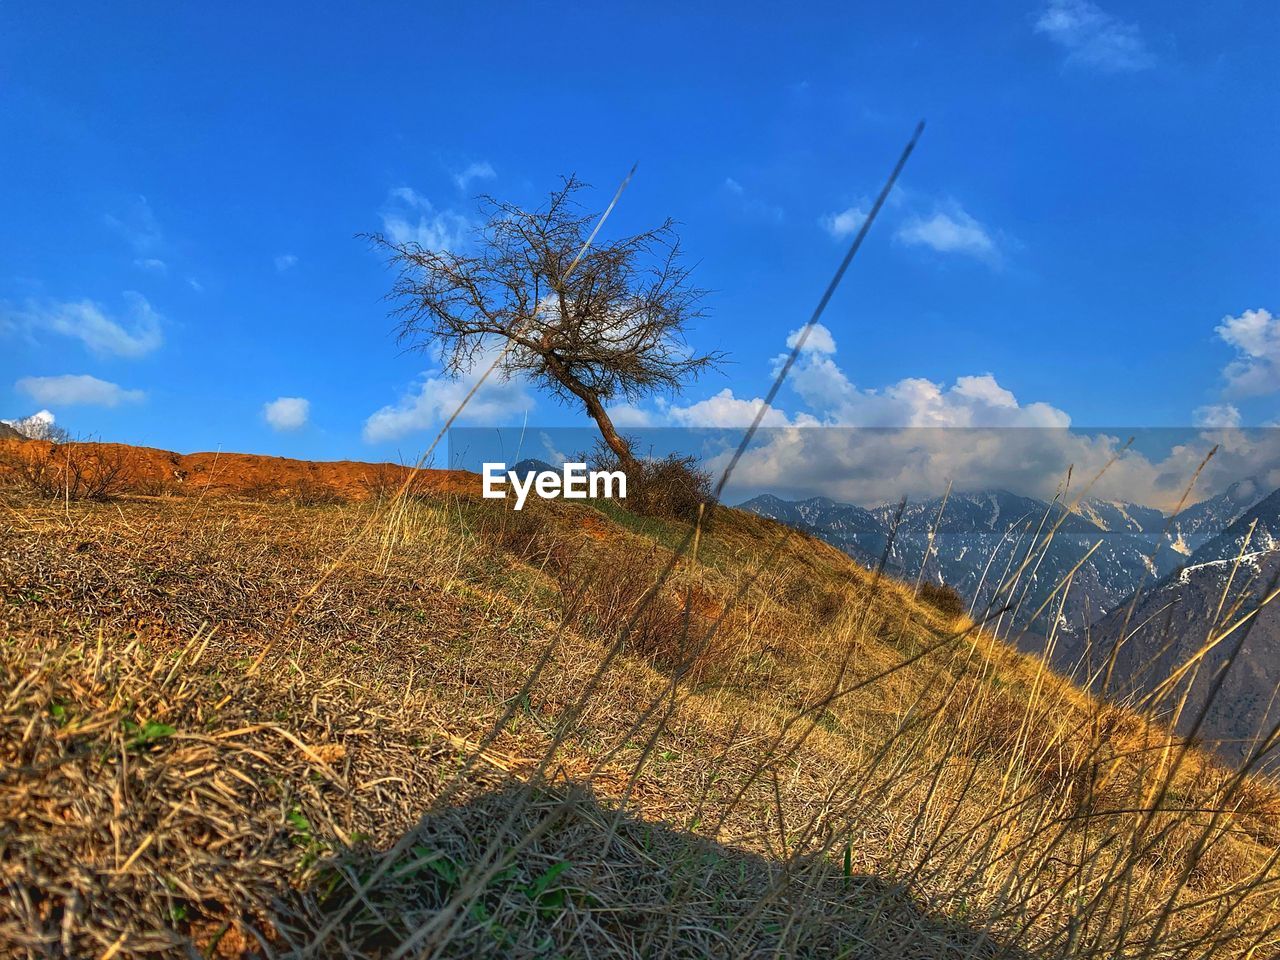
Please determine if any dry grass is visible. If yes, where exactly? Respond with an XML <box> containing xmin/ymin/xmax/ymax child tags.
<box><xmin>2</xmin><ymin>486</ymin><xmax>1280</xmax><ymax>958</ymax></box>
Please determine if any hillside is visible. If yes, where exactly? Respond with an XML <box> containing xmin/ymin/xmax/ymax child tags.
<box><xmin>1091</xmin><ymin>488</ymin><xmax>1280</xmax><ymax>769</ymax></box>
<box><xmin>0</xmin><ymin>437</ymin><xmax>475</xmax><ymax>502</ymax></box>
<box><xmin>3</xmin><ymin>452</ymin><xmax>1280</xmax><ymax>958</ymax></box>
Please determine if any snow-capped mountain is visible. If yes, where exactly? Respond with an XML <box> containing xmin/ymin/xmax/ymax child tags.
<box><xmin>1088</xmin><ymin>486</ymin><xmax>1280</xmax><ymax>768</ymax></box>
<box><xmin>742</xmin><ymin>494</ymin><xmax>888</xmax><ymax>567</ymax></box>
<box><xmin>1076</xmin><ymin>498</ymin><xmax>1167</xmax><ymax>536</ymax></box>
<box><xmin>742</xmin><ymin>481</ymin><xmax>1280</xmax><ymax>767</ymax></box>
<box><xmin>1164</xmin><ymin>477</ymin><xmax>1269</xmax><ymax>557</ymax></box>
<box><xmin>739</xmin><ymin>486</ymin><xmax>1260</xmax><ymax>641</ymax></box>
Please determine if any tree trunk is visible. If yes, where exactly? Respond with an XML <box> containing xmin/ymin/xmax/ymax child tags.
<box><xmin>580</xmin><ymin>391</ymin><xmax>639</xmax><ymax>474</ymax></box>
<box><xmin>539</xmin><ymin>350</ymin><xmax>640</xmax><ymax>474</ymax></box>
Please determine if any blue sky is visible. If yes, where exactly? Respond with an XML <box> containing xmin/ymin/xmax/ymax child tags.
<box><xmin>1</xmin><ymin>1</ymin><xmax>1276</xmax><ymax>466</ymax></box>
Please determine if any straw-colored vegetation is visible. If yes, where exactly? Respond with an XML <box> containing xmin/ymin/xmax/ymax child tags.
<box><xmin>3</xmin><ymin>480</ymin><xmax>1280</xmax><ymax>958</ymax></box>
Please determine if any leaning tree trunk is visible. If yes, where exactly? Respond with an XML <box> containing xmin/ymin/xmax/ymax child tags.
<box><xmin>540</xmin><ymin>351</ymin><xmax>640</xmax><ymax>475</ymax></box>
<box><xmin>580</xmin><ymin>391</ymin><xmax>639</xmax><ymax>474</ymax></box>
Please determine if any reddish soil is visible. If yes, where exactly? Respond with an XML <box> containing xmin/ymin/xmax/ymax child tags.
<box><xmin>0</xmin><ymin>438</ymin><xmax>479</xmax><ymax>502</ymax></box>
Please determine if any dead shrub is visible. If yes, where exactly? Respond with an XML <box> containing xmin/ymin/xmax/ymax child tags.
<box><xmin>237</xmin><ymin>478</ymin><xmax>281</xmax><ymax>502</ymax></box>
<box><xmin>289</xmin><ymin>479</ymin><xmax>347</xmax><ymax>506</ymax></box>
<box><xmin>629</xmin><ymin>453</ymin><xmax>712</xmax><ymax>522</ymax></box>
<box><xmin>556</xmin><ymin>548</ymin><xmax>720</xmax><ymax>681</ymax></box>
<box><xmin>589</xmin><ymin>444</ymin><xmax>712</xmax><ymax>522</ymax></box>
<box><xmin>362</xmin><ymin>462</ymin><xmax>416</xmax><ymax>501</ymax></box>
<box><xmin>472</xmin><ymin>502</ymin><xmax>577</xmax><ymax>577</ymax></box>
<box><xmin>1</xmin><ymin>441</ymin><xmax>130</xmax><ymax>501</ymax></box>
<box><xmin>133</xmin><ymin>475</ymin><xmax>185</xmax><ymax>498</ymax></box>
<box><xmin>468</xmin><ymin>500</ymin><xmax>717</xmax><ymax>679</ymax></box>
<box><xmin>234</xmin><ymin>479</ymin><xmax>346</xmax><ymax>506</ymax></box>
<box><xmin>918</xmin><ymin>581</ymin><xmax>966</xmax><ymax>620</ymax></box>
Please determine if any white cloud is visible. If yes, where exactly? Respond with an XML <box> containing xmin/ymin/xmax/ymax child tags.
<box><xmin>723</xmin><ymin>177</ymin><xmax>744</xmax><ymax>195</ymax></box>
<box><xmin>7</xmin><ymin>293</ymin><xmax>163</xmax><ymax>357</ymax></box>
<box><xmin>1034</xmin><ymin>0</ymin><xmax>1153</xmax><ymax>73</ymax></box>
<box><xmin>412</xmin><ymin>320</ymin><xmax>1280</xmax><ymax>510</ymax></box>
<box><xmin>538</xmin><ymin>431</ymin><xmax>572</xmax><ymax>466</ymax></box>
<box><xmin>794</xmin><ymin>369</ymin><xmax>1067</xmax><ymax>430</ymax></box>
<box><xmin>607</xmin><ymin>322</ymin><xmax>1150</xmax><ymax>505</ymax></box>
<box><xmin>16</xmin><ymin>374</ymin><xmax>144</xmax><ymax>407</ymax></box>
<box><xmin>896</xmin><ymin>205</ymin><xmax>998</xmax><ymax>263</ymax></box>
<box><xmin>821</xmin><ymin>206</ymin><xmax>868</xmax><ymax>240</ymax></box>
<box><xmin>134</xmin><ymin>258</ymin><xmax>167</xmax><ymax>273</ymax></box>
<box><xmin>715</xmin><ymin>421</ymin><xmax>1228</xmax><ymax>509</ymax></box>
<box><xmin>785</xmin><ymin>322</ymin><xmax>838</xmax><ymax>355</ymax></box>
<box><xmin>620</xmin><ymin>322</ymin><xmax>1069</xmax><ymax>443</ymax></box>
<box><xmin>1216</xmin><ymin>308</ymin><xmax>1280</xmax><ymax>397</ymax></box>
<box><xmin>1192</xmin><ymin>403</ymin><xmax>1241</xmax><ymax>429</ymax></box>
<box><xmin>2</xmin><ymin>410</ymin><xmax>60</xmax><ymax>440</ymax></box>
<box><xmin>677</xmin><ymin>324</ymin><xmax>1280</xmax><ymax>509</ymax></box>
<box><xmin>381</xmin><ymin>187</ymin><xmax>472</xmax><ymax>251</ymax></box>
<box><xmin>760</xmin><ymin>325</ymin><xmax>1064</xmax><ymax>429</ymax></box>
<box><xmin>187</xmin><ymin>277</ymin><xmax>205</xmax><ymax>293</ymax></box>
<box><xmin>363</xmin><ymin>348</ymin><xmax>534</xmax><ymax>443</ymax></box>
<box><xmin>661</xmin><ymin>388</ymin><xmax>799</xmax><ymax>429</ymax></box>
<box><xmin>274</xmin><ymin>254</ymin><xmax>298</xmax><ymax>272</ymax></box>
<box><xmin>106</xmin><ymin>196</ymin><xmax>164</xmax><ymax>256</ymax></box>
<box><xmin>608</xmin><ymin>403</ymin><xmax>656</xmax><ymax>428</ymax></box>
<box><xmin>453</xmin><ymin>161</ymin><xmax>496</xmax><ymax>192</ymax></box>
<box><xmin>263</xmin><ymin>396</ymin><xmax>310</xmax><ymax>431</ymax></box>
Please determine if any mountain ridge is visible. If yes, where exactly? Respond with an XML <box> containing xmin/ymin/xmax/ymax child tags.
<box><xmin>739</xmin><ymin>482</ymin><xmax>1271</xmax><ymax>641</ymax></box>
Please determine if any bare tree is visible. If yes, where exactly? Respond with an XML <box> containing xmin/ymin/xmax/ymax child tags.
<box><xmin>369</xmin><ymin>177</ymin><xmax>720</xmax><ymax>472</ymax></box>
<box><xmin>2</xmin><ymin>414</ymin><xmax>69</xmax><ymax>443</ymax></box>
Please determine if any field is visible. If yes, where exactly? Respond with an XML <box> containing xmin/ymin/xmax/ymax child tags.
<box><xmin>4</xmin><ymin>454</ymin><xmax>1280</xmax><ymax>958</ymax></box>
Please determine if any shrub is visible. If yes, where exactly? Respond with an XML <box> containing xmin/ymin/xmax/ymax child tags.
<box><xmin>1</xmin><ymin>441</ymin><xmax>129</xmax><ymax>501</ymax></box>
<box><xmin>468</xmin><ymin>498</ymin><xmax>715</xmax><ymax>678</ymax></box>
<box><xmin>133</xmin><ymin>475</ymin><xmax>184</xmax><ymax>498</ymax></box>
<box><xmin>289</xmin><ymin>479</ymin><xmax>346</xmax><ymax>506</ymax></box>
<box><xmin>362</xmin><ymin>462</ymin><xmax>419</xmax><ymax>501</ymax></box>
<box><xmin>471</xmin><ymin>500</ymin><xmax>577</xmax><ymax>577</ymax></box>
<box><xmin>917</xmin><ymin>580</ymin><xmax>966</xmax><ymax>620</ymax></box>
<box><xmin>589</xmin><ymin>443</ymin><xmax>712</xmax><ymax>522</ymax></box>
<box><xmin>556</xmin><ymin>548</ymin><xmax>706</xmax><ymax>677</ymax></box>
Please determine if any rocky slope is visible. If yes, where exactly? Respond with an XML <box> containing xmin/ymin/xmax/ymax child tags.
<box><xmin>1089</xmin><ymin>488</ymin><xmax>1280</xmax><ymax>767</ymax></box>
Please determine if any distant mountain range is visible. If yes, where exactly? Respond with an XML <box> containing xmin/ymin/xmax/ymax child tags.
<box><xmin>742</xmin><ymin>482</ymin><xmax>1262</xmax><ymax>637</ymax></box>
<box><xmin>741</xmin><ymin>479</ymin><xmax>1280</xmax><ymax>767</ymax></box>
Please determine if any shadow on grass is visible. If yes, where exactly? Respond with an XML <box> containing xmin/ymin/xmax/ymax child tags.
<box><xmin>289</xmin><ymin>780</ymin><xmax>1026</xmax><ymax>959</ymax></box>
